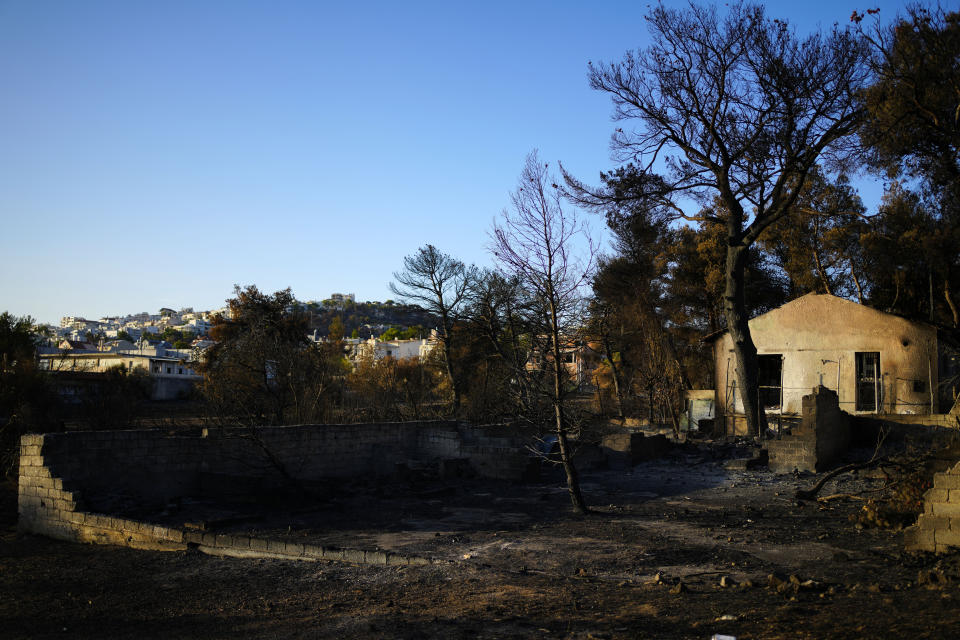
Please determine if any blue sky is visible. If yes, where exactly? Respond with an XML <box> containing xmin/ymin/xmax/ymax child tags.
<box><xmin>1</xmin><ymin>0</ymin><xmax>906</xmax><ymax>324</ymax></box>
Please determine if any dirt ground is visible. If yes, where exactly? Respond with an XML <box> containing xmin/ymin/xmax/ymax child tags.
<box><xmin>3</xmin><ymin>441</ymin><xmax>960</xmax><ymax>639</ymax></box>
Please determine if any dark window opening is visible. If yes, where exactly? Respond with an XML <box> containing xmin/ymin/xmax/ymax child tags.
<box><xmin>856</xmin><ymin>352</ymin><xmax>880</xmax><ymax>411</ymax></box>
<box><xmin>758</xmin><ymin>354</ymin><xmax>783</xmax><ymax>410</ymax></box>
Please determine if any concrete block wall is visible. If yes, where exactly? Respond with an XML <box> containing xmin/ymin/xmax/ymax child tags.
<box><xmin>767</xmin><ymin>386</ymin><xmax>850</xmax><ymax>473</ymax></box>
<box><xmin>810</xmin><ymin>388</ymin><xmax>851</xmax><ymax>470</ymax></box>
<box><xmin>18</xmin><ymin>421</ymin><xmax>538</xmax><ymax>549</ymax></box>
<box><xmin>18</xmin><ymin>434</ymin><xmax>188</xmax><ymax>550</ymax></box>
<box><xmin>199</xmin><ymin>421</ymin><xmax>448</xmax><ymax>480</ymax></box>
<box><xmin>766</xmin><ymin>437</ymin><xmax>817</xmax><ymax>473</ymax></box>
<box><xmin>19</xmin><ymin>432</ymin><xmax>438</xmax><ymax>564</ymax></box>
<box><xmin>905</xmin><ymin>460</ymin><xmax>960</xmax><ymax>553</ymax></box>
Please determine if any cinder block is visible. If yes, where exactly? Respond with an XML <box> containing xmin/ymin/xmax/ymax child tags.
<box><xmin>249</xmin><ymin>538</ymin><xmax>268</xmax><ymax>552</ymax></box>
<box><xmin>215</xmin><ymin>534</ymin><xmax>233</xmax><ymax>548</ymax></box>
<box><xmin>934</xmin><ymin>473</ymin><xmax>960</xmax><ymax>490</ymax></box>
<box><xmin>935</xmin><ymin>528</ymin><xmax>960</xmax><ymax>548</ymax></box>
<box><xmin>924</xmin><ymin>488</ymin><xmax>949</xmax><ymax>503</ymax></box>
<box><xmin>266</xmin><ymin>539</ymin><xmax>286</xmax><ymax>555</ymax></box>
<box><xmin>201</xmin><ymin>532</ymin><xmax>217</xmax><ymax>547</ymax></box>
<box><xmin>184</xmin><ymin>531</ymin><xmax>203</xmax><ymax>545</ymax></box>
<box><xmin>20</xmin><ymin>444</ymin><xmax>41</xmax><ymax>457</ymax></box>
<box><xmin>322</xmin><ymin>546</ymin><xmax>344</xmax><ymax>561</ymax></box>
<box><xmin>364</xmin><ymin>550</ymin><xmax>387</xmax><ymax>565</ymax></box>
<box><xmin>932</xmin><ymin>501</ymin><xmax>960</xmax><ymax>517</ymax></box>
<box><xmin>341</xmin><ymin>548</ymin><xmax>365</xmax><ymax>563</ymax></box>
<box><xmin>20</xmin><ymin>434</ymin><xmax>44</xmax><ymax>447</ymax></box>
<box><xmin>284</xmin><ymin>541</ymin><xmax>304</xmax><ymax>556</ymax></box>
<box><xmin>917</xmin><ymin>514</ymin><xmax>949</xmax><ymax>531</ymax></box>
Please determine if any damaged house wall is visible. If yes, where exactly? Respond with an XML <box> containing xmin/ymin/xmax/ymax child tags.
<box><xmin>710</xmin><ymin>294</ymin><xmax>941</xmax><ymax>436</ymax></box>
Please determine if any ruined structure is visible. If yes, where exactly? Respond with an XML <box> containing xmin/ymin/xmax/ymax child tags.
<box><xmin>765</xmin><ymin>386</ymin><xmax>851</xmax><ymax>473</ymax></box>
<box><xmin>707</xmin><ymin>294</ymin><xmax>957</xmax><ymax>436</ymax></box>
<box><xmin>17</xmin><ymin>422</ymin><xmax>536</xmax><ymax>557</ymax></box>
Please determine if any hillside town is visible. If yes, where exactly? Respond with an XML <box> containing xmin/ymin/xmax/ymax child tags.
<box><xmin>33</xmin><ymin>294</ymin><xmax>444</xmax><ymax>401</ymax></box>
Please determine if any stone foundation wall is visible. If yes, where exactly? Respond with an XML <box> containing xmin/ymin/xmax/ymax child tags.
<box><xmin>905</xmin><ymin>460</ymin><xmax>960</xmax><ymax>553</ymax></box>
<box><xmin>18</xmin><ymin>421</ymin><xmax>534</xmax><ymax>551</ymax></box>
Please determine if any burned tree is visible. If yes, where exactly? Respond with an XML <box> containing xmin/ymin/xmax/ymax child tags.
<box><xmin>492</xmin><ymin>151</ymin><xmax>595</xmax><ymax>514</ymax></box>
<box><xmin>569</xmin><ymin>2</ymin><xmax>870</xmax><ymax>436</ymax></box>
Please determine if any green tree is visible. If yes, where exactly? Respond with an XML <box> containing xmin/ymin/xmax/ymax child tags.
<box><xmin>199</xmin><ymin>286</ymin><xmax>341</xmax><ymax>425</ymax></box>
<box><xmin>464</xmin><ymin>270</ymin><xmax>542</xmax><ymax>423</ymax></box>
<box><xmin>860</xmin><ymin>5</ymin><xmax>960</xmax><ymax>325</ymax></box>
<box><xmin>0</xmin><ymin>312</ymin><xmax>56</xmax><ymax>477</ymax></box>
<box><xmin>390</xmin><ymin>245</ymin><xmax>475</xmax><ymax>413</ymax></box>
<box><xmin>761</xmin><ymin>169</ymin><xmax>868</xmax><ymax>300</ymax></box>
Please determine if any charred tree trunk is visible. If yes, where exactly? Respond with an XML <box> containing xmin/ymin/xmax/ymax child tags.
<box><xmin>603</xmin><ymin>335</ymin><xmax>626</xmax><ymax>420</ymax></box>
<box><xmin>438</xmin><ymin>313</ymin><xmax>461</xmax><ymax>414</ymax></box>
<box><xmin>849</xmin><ymin>258</ymin><xmax>865</xmax><ymax>304</ymax></box>
<box><xmin>549</xmin><ymin>295</ymin><xmax>587</xmax><ymax>514</ymax></box>
<box><xmin>724</xmin><ymin>243</ymin><xmax>766</xmax><ymax>437</ymax></box>
<box><xmin>945</xmin><ymin>278</ymin><xmax>959</xmax><ymax>328</ymax></box>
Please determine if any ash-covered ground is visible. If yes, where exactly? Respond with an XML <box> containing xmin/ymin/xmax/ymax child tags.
<box><xmin>3</xmin><ymin>441</ymin><xmax>960</xmax><ymax>639</ymax></box>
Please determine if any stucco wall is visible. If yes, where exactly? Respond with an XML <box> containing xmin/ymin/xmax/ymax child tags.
<box><xmin>714</xmin><ymin>295</ymin><xmax>938</xmax><ymax>431</ymax></box>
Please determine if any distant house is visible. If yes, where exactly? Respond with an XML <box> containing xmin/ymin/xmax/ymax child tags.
<box><xmin>57</xmin><ymin>339</ymin><xmax>97</xmax><ymax>352</ymax></box>
<box><xmin>347</xmin><ymin>335</ymin><xmax>438</xmax><ymax>364</ymax></box>
<box><xmin>39</xmin><ymin>344</ymin><xmax>201</xmax><ymax>400</ymax></box>
<box><xmin>706</xmin><ymin>294</ymin><xmax>960</xmax><ymax>434</ymax></box>
<box><xmin>525</xmin><ymin>338</ymin><xmax>598</xmax><ymax>390</ymax></box>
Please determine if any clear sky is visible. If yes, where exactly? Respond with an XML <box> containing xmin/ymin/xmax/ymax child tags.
<box><xmin>0</xmin><ymin>0</ymin><xmax>907</xmax><ymax>325</ymax></box>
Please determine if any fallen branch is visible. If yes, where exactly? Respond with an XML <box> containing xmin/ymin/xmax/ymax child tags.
<box><xmin>796</xmin><ymin>427</ymin><xmax>892</xmax><ymax>501</ymax></box>
<box><xmin>817</xmin><ymin>493</ymin><xmax>867</xmax><ymax>502</ymax></box>
<box><xmin>796</xmin><ymin>458</ymin><xmax>885</xmax><ymax>501</ymax></box>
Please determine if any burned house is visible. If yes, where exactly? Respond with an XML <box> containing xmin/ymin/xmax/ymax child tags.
<box><xmin>706</xmin><ymin>294</ymin><xmax>960</xmax><ymax>435</ymax></box>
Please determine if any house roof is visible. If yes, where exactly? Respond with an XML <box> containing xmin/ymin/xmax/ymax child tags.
<box><xmin>700</xmin><ymin>293</ymin><xmax>936</xmax><ymax>343</ymax></box>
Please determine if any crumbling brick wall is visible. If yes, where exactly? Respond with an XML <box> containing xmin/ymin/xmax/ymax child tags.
<box><xmin>905</xmin><ymin>460</ymin><xmax>960</xmax><ymax>553</ymax></box>
<box><xmin>767</xmin><ymin>386</ymin><xmax>850</xmax><ymax>473</ymax></box>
